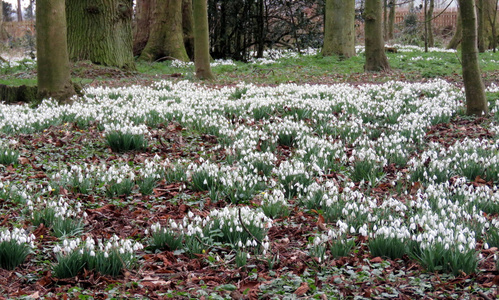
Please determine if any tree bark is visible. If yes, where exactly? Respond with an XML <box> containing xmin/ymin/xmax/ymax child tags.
<box><xmin>447</xmin><ymin>9</ymin><xmax>462</xmax><ymax>49</ymax></box>
<box><xmin>133</xmin><ymin>0</ymin><xmax>153</xmax><ymax>56</ymax></box>
<box><xmin>487</xmin><ymin>0</ymin><xmax>498</xmax><ymax>52</ymax></box>
<box><xmin>428</xmin><ymin>0</ymin><xmax>435</xmax><ymax>47</ymax></box>
<box><xmin>458</xmin><ymin>0</ymin><xmax>488</xmax><ymax>115</ymax></box>
<box><xmin>193</xmin><ymin>0</ymin><xmax>214</xmax><ymax>80</ymax></box>
<box><xmin>17</xmin><ymin>0</ymin><xmax>22</xmax><ymax>22</ymax></box>
<box><xmin>478</xmin><ymin>0</ymin><xmax>486</xmax><ymax>52</ymax></box>
<box><xmin>66</xmin><ymin>0</ymin><xmax>136</xmax><ymax>70</ymax></box>
<box><xmin>322</xmin><ymin>0</ymin><xmax>356</xmax><ymax>58</ymax></box>
<box><xmin>37</xmin><ymin>0</ymin><xmax>75</xmax><ymax>104</ymax></box>
<box><xmin>182</xmin><ymin>0</ymin><xmax>195</xmax><ymax>60</ymax></box>
<box><xmin>364</xmin><ymin>0</ymin><xmax>390</xmax><ymax>71</ymax></box>
<box><xmin>388</xmin><ymin>0</ymin><xmax>396</xmax><ymax>40</ymax></box>
<box><xmin>0</xmin><ymin>3</ymin><xmax>8</xmax><ymax>42</ymax></box>
<box><xmin>139</xmin><ymin>0</ymin><xmax>189</xmax><ymax>62</ymax></box>
<box><xmin>383</xmin><ymin>0</ymin><xmax>388</xmax><ymax>40</ymax></box>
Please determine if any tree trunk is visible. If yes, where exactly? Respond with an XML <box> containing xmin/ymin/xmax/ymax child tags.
<box><xmin>388</xmin><ymin>0</ymin><xmax>395</xmax><ymax>40</ymax></box>
<box><xmin>66</xmin><ymin>0</ymin><xmax>136</xmax><ymax>70</ymax></box>
<box><xmin>383</xmin><ymin>0</ymin><xmax>388</xmax><ymax>40</ymax></box>
<box><xmin>428</xmin><ymin>0</ymin><xmax>435</xmax><ymax>47</ymax></box>
<box><xmin>364</xmin><ymin>0</ymin><xmax>390</xmax><ymax>71</ymax></box>
<box><xmin>182</xmin><ymin>0</ymin><xmax>195</xmax><ymax>60</ymax></box>
<box><xmin>459</xmin><ymin>0</ymin><xmax>488</xmax><ymax>115</ymax></box>
<box><xmin>487</xmin><ymin>0</ymin><xmax>498</xmax><ymax>52</ymax></box>
<box><xmin>447</xmin><ymin>9</ymin><xmax>462</xmax><ymax>49</ymax></box>
<box><xmin>139</xmin><ymin>0</ymin><xmax>189</xmax><ymax>62</ymax></box>
<box><xmin>322</xmin><ymin>0</ymin><xmax>356</xmax><ymax>58</ymax></box>
<box><xmin>0</xmin><ymin>4</ymin><xmax>8</xmax><ymax>42</ymax></box>
<box><xmin>193</xmin><ymin>0</ymin><xmax>214</xmax><ymax>80</ymax></box>
<box><xmin>478</xmin><ymin>0</ymin><xmax>486</xmax><ymax>52</ymax></box>
<box><xmin>17</xmin><ymin>0</ymin><xmax>22</xmax><ymax>22</ymax></box>
<box><xmin>133</xmin><ymin>0</ymin><xmax>153</xmax><ymax>56</ymax></box>
<box><xmin>37</xmin><ymin>0</ymin><xmax>75</xmax><ymax>104</ymax></box>
<box><xmin>256</xmin><ymin>0</ymin><xmax>265</xmax><ymax>58</ymax></box>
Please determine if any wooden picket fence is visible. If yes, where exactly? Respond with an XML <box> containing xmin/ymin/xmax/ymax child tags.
<box><xmin>3</xmin><ymin>21</ymin><xmax>35</xmax><ymax>40</ymax></box>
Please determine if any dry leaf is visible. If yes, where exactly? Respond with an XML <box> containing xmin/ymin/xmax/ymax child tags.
<box><xmin>294</xmin><ymin>282</ymin><xmax>309</xmax><ymax>296</ymax></box>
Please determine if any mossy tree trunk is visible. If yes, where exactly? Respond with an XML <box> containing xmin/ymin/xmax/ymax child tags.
<box><xmin>139</xmin><ymin>0</ymin><xmax>189</xmax><ymax>62</ymax></box>
<box><xmin>459</xmin><ymin>0</ymin><xmax>488</xmax><ymax>115</ymax></box>
<box><xmin>0</xmin><ymin>4</ymin><xmax>8</xmax><ymax>42</ymax></box>
<box><xmin>364</xmin><ymin>0</ymin><xmax>390</xmax><ymax>71</ymax></box>
<box><xmin>133</xmin><ymin>0</ymin><xmax>153</xmax><ymax>56</ymax></box>
<box><xmin>447</xmin><ymin>9</ymin><xmax>462</xmax><ymax>49</ymax></box>
<box><xmin>66</xmin><ymin>0</ymin><xmax>136</xmax><ymax>70</ymax></box>
<box><xmin>322</xmin><ymin>0</ymin><xmax>356</xmax><ymax>58</ymax></box>
<box><xmin>478</xmin><ymin>0</ymin><xmax>486</xmax><ymax>52</ymax></box>
<box><xmin>487</xmin><ymin>0</ymin><xmax>498</xmax><ymax>52</ymax></box>
<box><xmin>193</xmin><ymin>0</ymin><xmax>214</xmax><ymax>80</ymax></box>
<box><xmin>182</xmin><ymin>0</ymin><xmax>195</xmax><ymax>60</ymax></box>
<box><xmin>388</xmin><ymin>0</ymin><xmax>396</xmax><ymax>40</ymax></box>
<box><xmin>37</xmin><ymin>0</ymin><xmax>75</xmax><ymax>104</ymax></box>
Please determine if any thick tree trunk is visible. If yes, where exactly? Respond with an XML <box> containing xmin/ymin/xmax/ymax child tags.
<box><xmin>364</xmin><ymin>0</ymin><xmax>390</xmax><ymax>71</ymax></box>
<box><xmin>388</xmin><ymin>0</ymin><xmax>395</xmax><ymax>40</ymax></box>
<box><xmin>322</xmin><ymin>0</ymin><xmax>356</xmax><ymax>58</ymax></box>
<box><xmin>66</xmin><ymin>0</ymin><xmax>136</xmax><ymax>70</ymax></box>
<box><xmin>0</xmin><ymin>4</ymin><xmax>8</xmax><ymax>42</ymax></box>
<box><xmin>459</xmin><ymin>0</ymin><xmax>488</xmax><ymax>115</ymax></box>
<box><xmin>139</xmin><ymin>0</ymin><xmax>189</xmax><ymax>62</ymax></box>
<box><xmin>182</xmin><ymin>0</ymin><xmax>195</xmax><ymax>60</ymax></box>
<box><xmin>133</xmin><ymin>0</ymin><xmax>153</xmax><ymax>56</ymax></box>
<box><xmin>37</xmin><ymin>0</ymin><xmax>75</xmax><ymax>104</ymax></box>
<box><xmin>193</xmin><ymin>0</ymin><xmax>214</xmax><ymax>80</ymax></box>
<box><xmin>447</xmin><ymin>10</ymin><xmax>462</xmax><ymax>49</ymax></box>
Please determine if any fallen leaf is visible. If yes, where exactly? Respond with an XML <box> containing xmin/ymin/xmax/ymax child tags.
<box><xmin>294</xmin><ymin>282</ymin><xmax>309</xmax><ymax>296</ymax></box>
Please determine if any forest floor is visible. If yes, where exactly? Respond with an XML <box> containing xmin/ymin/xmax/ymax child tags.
<box><xmin>0</xmin><ymin>47</ymin><xmax>499</xmax><ymax>299</ymax></box>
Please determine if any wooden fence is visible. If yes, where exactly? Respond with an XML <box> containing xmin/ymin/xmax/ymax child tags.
<box><xmin>394</xmin><ymin>8</ymin><xmax>458</xmax><ymax>29</ymax></box>
<box><xmin>3</xmin><ymin>21</ymin><xmax>35</xmax><ymax>40</ymax></box>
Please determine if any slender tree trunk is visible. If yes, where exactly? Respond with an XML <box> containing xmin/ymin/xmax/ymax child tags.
<box><xmin>133</xmin><ymin>0</ymin><xmax>153</xmax><ymax>56</ymax></box>
<box><xmin>182</xmin><ymin>0</ymin><xmax>195</xmax><ymax>60</ymax></box>
<box><xmin>256</xmin><ymin>0</ymin><xmax>265</xmax><ymax>58</ymax></box>
<box><xmin>193</xmin><ymin>0</ymin><xmax>214</xmax><ymax>79</ymax></box>
<box><xmin>139</xmin><ymin>0</ymin><xmax>189</xmax><ymax>62</ymax></box>
<box><xmin>66</xmin><ymin>0</ymin><xmax>136</xmax><ymax>70</ymax></box>
<box><xmin>447</xmin><ymin>9</ymin><xmax>462</xmax><ymax>49</ymax></box>
<box><xmin>478</xmin><ymin>0</ymin><xmax>486</xmax><ymax>52</ymax></box>
<box><xmin>383</xmin><ymin>0</ymin><xmax>388</xmax><ymax>40</ymax></box>
<box><xmin>424</xmin><ymin>0</ymin><xmax>428</xmax><ymax>52</ymax></box>
<box><xmin>488</xmin><ymin>0</ymin><xmax>498</xmax><ymax>52</ymax></box>
<box><xmin>458</xmin><ymin>0</ymin><xmax>488</xmax><ymax>115</ymax></box>
<box><xmin>428</xmin><ymin>0</ymin><xmax>435</xmax><ymax>47</ymax></box>
<box><xmin>17</xmin><ymin>0</ymin><xmax>22</xmax><ymax>22</ymax></box>
<box><xmin>364</xmin><ymin>0</ymin><xmax>390</xmax><ymax>71</ymax></box>
<box><xmin>388</xmin><ymin>0</ymin><xmax>395</xmax><ymax>40</ymax></box>
<box><xmin>37</xmin><ymin>0</ymin><xmax>75</xmax><ymax>104</ymax></box>
<box><xmin>322</xmin><ymin>0</ymin><xmax>356</xmax><ymax>58</ymax></box>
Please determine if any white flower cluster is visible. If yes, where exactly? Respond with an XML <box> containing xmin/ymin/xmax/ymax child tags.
<box><xmin>0</xmin><ymin>228</ymin><xmax>36</xmax><ymax>248</ymax></box>
<box><xmin>26</xmin><ymin>196</ymin><xmax>86</xmax><ymax>220</ymax></box>
<box><xmin>103</xmin><ymin>123</ymin><xmax>149</xmax><ymax>136</ymax></box>
<box><xmin>53</xmin><ymin>235</ymin><xmax>143</xmax><ymax>257</ymax></box>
